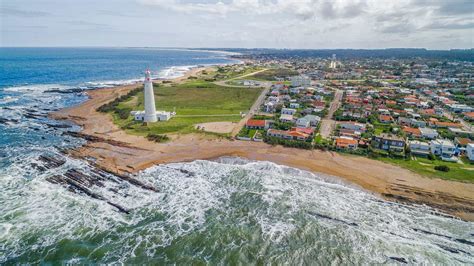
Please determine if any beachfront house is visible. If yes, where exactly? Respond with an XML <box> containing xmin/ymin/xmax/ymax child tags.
<box><xmin>335</xmin><ymin>137</ymin><xmax>358</xmax><ymax>150</ymax></box>
<box><xmin>372</xmin><ymin>133</ymin><xmax>405</xmax><ymax>152</ymax></box>
<box><xmin>267</xmin><ymin>128</ymin><xmax>311</xmax><ymax>141</ymax></box>
<box><xmin>245</xmin><ymin>119</ymin><xmax>268</xmax><ymax>130</ymax></box>
<box><xmin>467</xmin><ymin>143</ymin><xmax>474</xmax><ymax>161</ymax></box>
<box><xmin>430</xmin><ymin>139</ymin><xmax>456</xmax><ymax>159</ymax></box>
<box><xmin>409</xmin><ymin>140</ymin><xmax>430</xmax><ymax>156</ymax></box>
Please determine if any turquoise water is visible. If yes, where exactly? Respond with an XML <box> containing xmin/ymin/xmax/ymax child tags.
<box><xmin>0</xmin><ymin>48</ymin><xmax>473</xmax><ymax>264</ymax></box>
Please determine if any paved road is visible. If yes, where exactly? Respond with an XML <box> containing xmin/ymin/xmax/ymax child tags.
<box><xmin>231</xmin><ymin>86</ymin><xmax>271</xmax><ymax>137</ymax></box>
<box><xmin>319</xmin><ymin>88</ymin><xmax>343</xmax><ymax>138</ymax></box>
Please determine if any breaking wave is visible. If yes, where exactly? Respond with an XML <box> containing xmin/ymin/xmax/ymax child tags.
<box><xmin>1</xmin><ymin>157</ymin><xmax>473</xmax><ymax>264</ymax></box>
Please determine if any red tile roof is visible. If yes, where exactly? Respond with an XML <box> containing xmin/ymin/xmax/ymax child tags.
<box><xmin>246</xmin><ymin>119</ymin><xmax>266</xmax><ymax>127</ymax></box>
<box><xmin>402</xmin><ymin>126</ymin><xmax>421</xmax><ymax>136</ymax></box>
<box><xmin>464</xmin><ymin>112</ymin><xmax>474</xmax><ymax>118</ymax></box>
<box><xmin>291</xmin><ymin>127</ymin><xmax>315</xmax><ymax>135</ymax></box>
<box><xmin>336</xmin><ymin>137</ymin><xmax>358</xmax><ymax>148</ymax></box>
<box><xmin>379</xmin><ymin>114</ymin><xmax>393</xmax><ymax>122</ymax></box>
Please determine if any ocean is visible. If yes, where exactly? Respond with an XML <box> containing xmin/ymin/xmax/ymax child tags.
<box><xmin>0</xmin><ymin>48</ymin><xmax>473</xmax><ymax>264</ymax></box>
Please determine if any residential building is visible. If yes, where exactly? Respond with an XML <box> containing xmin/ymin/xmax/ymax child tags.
<box><xmin>409</xmin><ymin>140</ymin><xmax>430</xmax><ymax>156</ymax></box>
<box><xmin>339</xmin><ymin>122</ymin><xmax>366</xmax><ymax>132</ymax></box>
<box><xmin>245</xmin><ymin>119</ymin><xmax>267</xmax><ymax>130</ymax></box>
<box><xmin>467</xmin><ymin>143</ymin><xmax>474</xmax><ymax>161</ymax></box>
<box><xmin>454</xmin><ymin>137</ymin><xmax>474</xmax><ymax>148</ymax></box>
<box><xmin>419</xmin><ymin>127</ymin><xmax>439</xmax><ymax>139</ymax></box>
<box><xmin>335</xmin><ymin>137</ymin><xmax>358</xmax><ymax>150</ymax></box>
<box><xmin>402</xmin><ymin>126</ymin><xmax>421</xmax><ymax>138</ymax></box>
<box><xmin>372</xmin><ymin>133</ymin><xmax>405</xmax><ymax>152</ymax></box>
<box><xmin>448</xmin><ymin>127</ymin><xmax>473</xmax><ymax>137</ymax></box>
<box><xmin>281</xmin><ymin>108</ymin><xmax>297</xmax><ymax>115</ymax></box>
<box><xmin>379</xmin><ymin>114</ymin><xmax>393</xmax><ymax>124</ymax></box>
<box><xmin>430</xmin><ymin>139</ymin><xmax>456</xmax><ymax>158</ymax></box>
<box><xmin>267</xmin><ymin>128</ymin><xmax>310</xmax><ymax>141</ymax></box>
<box><xmin>447</xmin><ymin>104</ymin><xmax>473</xmax><ymax>113</ymax></box>
<box><xmin>279</xmin><ymin>114</ymin><xmax>294</xmax><ymax>123</ymax></box>
<box><xmin>289</xmin><ymin>103</ymin><xmax>300</xmax><ymax>109</ymax></box>
<box><xmin>430</xmin><ymin>121</ymin><xmax>463</xmax><ymax>128</ymax></box>
<box><xmin>464</xmin><ymin>112</ymin><xmax>474</xmax><ymax>121</ymax></box>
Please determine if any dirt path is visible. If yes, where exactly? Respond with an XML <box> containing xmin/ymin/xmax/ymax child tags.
<box><xmin>319</xmin><ymin>89</ymin><xmax>343</xmax><ymax>138</ymax></box>
<box><xmin>213</xmin><ymin>68</ymin><xmax>269</xmax><ymax>87</ymax></box>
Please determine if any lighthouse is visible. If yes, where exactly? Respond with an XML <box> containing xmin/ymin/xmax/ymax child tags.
<box><xmin>143</xmin><ymin>69</ymin><xmax>157</xmax><ymax>122</ymax></box>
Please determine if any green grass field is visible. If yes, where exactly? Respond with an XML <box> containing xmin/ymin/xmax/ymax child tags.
<box><xmin>377</xmin><ymin>156</ymin><xmax>474</xmax><ymax>183</ymax></box>
<box><xmin>249</xmin><ymin>68</ymin><xmax>298</xmax><ymax>81</ymax></box>
<box><xmin>111</xmin><ymin>80</ymin><xmax>263</xmax><ymax>135</ymax></box>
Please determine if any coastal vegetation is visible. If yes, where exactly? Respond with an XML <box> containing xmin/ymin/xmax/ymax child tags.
<box><xmin>146</xmin><ymin>133</ymin><xmax>170</xmax><ymax>143</ymax></box>
<box><xmin>378</xmin><ymin>156</ymin><xmax>473</xmax><ymax>183</ymax></box>
<box><xmin>107</xmin><ymin>80</ymin><xmax>263</xmax><ymax>135</ymax></box>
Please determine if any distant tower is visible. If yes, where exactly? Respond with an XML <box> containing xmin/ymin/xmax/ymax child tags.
<box><xmin>330</xmin><ymin>54</ymin><xmax>337</xmax><ymax>69</ymax></box>
<box><xmin>143</xmin><ymin>69</ymin><xmax>157</xmax><ymax>122</ymax></box>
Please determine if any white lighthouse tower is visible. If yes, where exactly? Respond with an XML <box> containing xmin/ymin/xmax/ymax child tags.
<box><xmin>143</xmin><ymin>69</ymin><xmax>157</xmax><ymax>122</ymax></box>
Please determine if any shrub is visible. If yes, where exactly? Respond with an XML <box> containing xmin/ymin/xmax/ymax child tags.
<box><xmin>116</xmin><ymin>108</ymin><xmax>131</xmax><ymax>119</ymax></box>
<box><xmin>427</xmin><ymin>153</ymin><xmax>435</xmax><ymax>160</ymax></box>
<box><xmin>146</xmin><ymin>133</ymin><xmax>170</xmax><ymax>143</ymax></box>
<box><xmin>434</xmin><ymin>165</ymin><xmax>450</xmax><ymax>172</ymax></box>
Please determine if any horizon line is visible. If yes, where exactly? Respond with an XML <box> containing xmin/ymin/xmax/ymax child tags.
<box><xmin>1</xmin><ymin>46</ymin><xmax>473</xmax><ymax>51</ymax></box>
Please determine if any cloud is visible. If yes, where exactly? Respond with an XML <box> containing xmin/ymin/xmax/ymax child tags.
<box><xmin>0</xmin><ymin>7</ymin><xmax>50</xmax><ymax>17</ymax></box>
<box><xmin>412</xmin><ymin>0</ymin><xmax>474</xmax><ymax>16</ymax></box>
<box><xmin>423</xmin><ymin>21</ymin><xmax>474</xmax><ymax>30</ymax></box>
<box><xmin>137</xmin><ymin>0</ymin><xmax>369</xmax><ymax>20</ymax></box>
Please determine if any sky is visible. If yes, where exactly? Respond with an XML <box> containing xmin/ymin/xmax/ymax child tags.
<box><xmin>1</xmin><ymin>0</ymin><xmax>473</xmax><ymax>49</ymax></box>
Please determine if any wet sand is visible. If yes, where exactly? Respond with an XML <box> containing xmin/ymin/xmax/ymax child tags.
<box><xmin>51</xmin><ymin>68</ymin><xmax>474</xmax><ymax>221</ymax></box>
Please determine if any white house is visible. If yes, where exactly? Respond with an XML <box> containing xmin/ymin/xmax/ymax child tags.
<box><xmin>419</xmin><ymin>127</ymin><xmax>439</xmax><ymax>139</ymax></box>
<box><xmin>409</xmin><ymin>140</ymin><xmax>430</xmax><ymax>156</ymax></box>
<box><xmin>447</xmin><ymin>104</ymin><xmax>473</xmax><ymax>113</ymax></box>
<box><xmin>430</xmin><ymin>139</ymin><xmax>456</xmax><ymax>158</ymax></box>
<box><xmin>280</xmin><ymin>114</ymin><xmax>294</xmax><ymax>123</ymax></box>
<box><xmin>296</xmin><ymin>117</ymin><xmax>310</xmax><ymax>128</ymax></box>
<box><xmin>340</xmin><ymin>122</ymin><xmax>366</xmax><ymax>132</ymax></box>
<box><xmin>131</xmin><ymin>110</ymin><xmax>171</xmax><ymax>122</ymax></box>
<box><xmin>289</xmin><ymin>103</ymin><xmax>300</xmax><ymax>109</ymax></box>
<box><xmin>264</xmin><ymin>102</ymin><xmax>276</xmax><ymax>113</ymax></box>
<box><xmin>467</xmin><ymin>143</ymin><xmax>474</xmax><ymax>161</ymax></box>
<box><xmin>281</xmin><ymin>108</ymin><xmax>297</xmax><ymax>115</ymax></box>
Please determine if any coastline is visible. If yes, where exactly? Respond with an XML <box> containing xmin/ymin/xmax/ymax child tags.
<box><xmin>51</xmin><ymin>67</ymin><xmax>474</xmax><ymax>221</ymax></box>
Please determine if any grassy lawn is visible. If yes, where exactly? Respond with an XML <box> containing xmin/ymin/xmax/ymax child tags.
<box><xmin>378</xmin><ymin>156</ymin><xmax>474</xmax><ymax>183</ymax></box>
<box><xmin>214</xmin><ymin>66</ymin><xmax>263</xmax><ymax>80</ymax></box>
<box><xmin>237</xmin><ymin>128</ymin><xmax>258</xmax><ymax>138</ymax></box>
<box><xmin>249</xmin><ymin>68</ymin><xmax>298</xmax><ymax>81</ymax></box>
<box><xmin>112</xmin><ymin>80</ymin><xmax>263</xmax><ymax>135</ymax></box>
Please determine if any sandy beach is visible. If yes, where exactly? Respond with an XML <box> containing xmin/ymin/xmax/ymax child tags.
<box><xmin>51</xmin><ymin>67</ymin><xmax>474</xmax><ymax>221</ymax></box>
